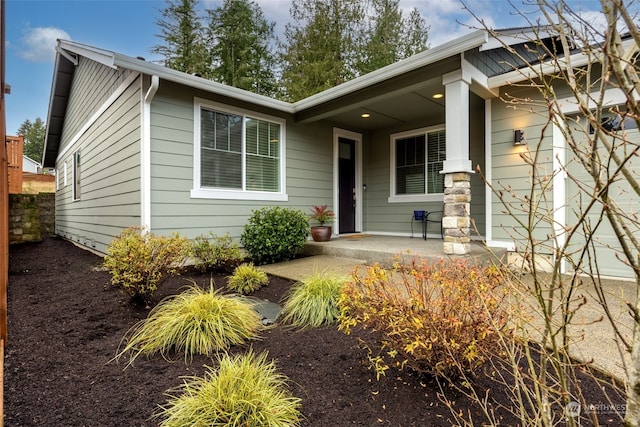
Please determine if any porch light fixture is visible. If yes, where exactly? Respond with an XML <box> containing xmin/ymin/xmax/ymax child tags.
<box><xmin>432</xmin><ymin>93</ymin><xmax>443</xmax><ymax>99</ymax></box>
<box><xmin>514</xmin><ymin>129</ymin><xmax>525</xmax><ymax>145</ymax></box>
<box><xmin>361</xmin><ymin>113</ymin><xmax>370</xmax><ymax>118</ymax></box>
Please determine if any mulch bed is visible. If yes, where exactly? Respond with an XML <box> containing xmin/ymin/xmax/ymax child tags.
<box><xmin>4</xmin><ymin>236</ymin><xmax>626</xmax><ymax>426</ymax></box>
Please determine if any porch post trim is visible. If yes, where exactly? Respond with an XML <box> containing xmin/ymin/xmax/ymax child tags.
<box><xmin>442</xmin><ymin>69</ymin><xmax>473</xmax><ymax>174</ymax></box>
<box><xmin>441</xmin><ymin>69</ymin><xmax>473</xmax><ymax>255</ymax></box>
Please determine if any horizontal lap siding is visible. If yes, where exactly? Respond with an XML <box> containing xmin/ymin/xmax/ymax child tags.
<box><xmin>362</xmin><ymin>97</ymin><xmax>486</xmax><ymax>238</ymax></box>
<box><xmin>469</xmin><ymin>93</ymin><xmax>486</xmax><ymax>237</ymax></box>
<box><xmin>55</xmin><ymin>64</ymin><xmax>142</xmax><ymax>253</ymax></box>
<box><xmin>490</xmin><ymin>85</ymin><xmax>554</xmax><ymax>247</ymax></box>
<box><xmin>285</xmin><ymin>123</ymin><xmax>333</xmax><ymax>203</ymax></box>
<box><xmin>60</xmin><ymin>57</ymin><xmax>134</xmax><ymax>150</ymax></box>
<box><xmin>365</xmin><ymin>128</ymin><xmax>442</xmax><ymax>235</ymax></box>
<box><xmin>149</xmin><ymin>83</ymin><xmax>332</xmax><ymax>239</ymax></box>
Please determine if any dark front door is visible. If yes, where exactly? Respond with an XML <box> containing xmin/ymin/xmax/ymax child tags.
<box><xmin>338</xmin><ymin>137</ymin><xmax>356</xmax><ymax>233</ymax></box>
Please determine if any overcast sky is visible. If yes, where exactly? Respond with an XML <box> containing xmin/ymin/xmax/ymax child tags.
<box><xmin>5</xmin><ymin>0</ymin><xmax>607</xmax><ymax>139</ymax></box>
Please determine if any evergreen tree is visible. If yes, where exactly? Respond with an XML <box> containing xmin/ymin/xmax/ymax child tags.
<box><xmin>357</xmin><ymin>2</ymin><xmax>429</xmax><ymax>74</ymax></box>
<box><xmin>151</xmin><ymin>0</ymin><xmax>208</xmax><ymax>75</ymax></box>
<box><xmin>357</xmin><ymin>0</ymin><xmax>404</xmax><ymax>75</ymax></box>
<box><xmin>206</xmin><ymin>0</ymin><xmax>277</xmax><ymax>96</ymax></box>
<box><xmin>280</xmin><ymin>0</ymin><xmax>429</xmax><ymax>101</ymax></box>
<box><xmin>279</xmin><ymin>0</ymin><xmax>363</xmax><ymax>101</ymax></box>
<box><xmin>401</xmin><ymin>7</ymin><xmax>429</xmax><ymax>58</ymax></box>
<box><xmin>17</xmin><ymin>118</ymin><xmax>46</xmax><ymax>163</ymax></box>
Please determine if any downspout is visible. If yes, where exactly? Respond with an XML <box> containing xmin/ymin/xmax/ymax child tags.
<box><xmin>141</xmin><ymin>75</ymin><xmax>159</xmax><ymax>231</ymax></box>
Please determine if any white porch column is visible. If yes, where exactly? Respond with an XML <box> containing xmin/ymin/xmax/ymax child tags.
<box><xmin>442</xmin><ymin>70</ymin><xmax>473</xmax><ymax>255</ymax></box>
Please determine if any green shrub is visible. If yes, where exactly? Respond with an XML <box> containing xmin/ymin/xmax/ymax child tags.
<box><xmin>191</xmin><ymin>232</ymin><xmax>244</xmax><ymax>272</ymax></box>
<box><xmin>156</xmin><ymin>350</ymin><xmax>303</xmax><ymax>427</ymax></box>
<box><xmin>279</xmin><ymin>271</ymin><xmax>348</xmax><ymax>328</ymax></box>
<box><xmin>227</xmin><ymin>263</ymin><xmax>269</xmax><ymax>295</ymax></box>
<box><xmin>115</xmin><ymin>284</ymin><xmax>263</xmax><ymax>365</ymax></box>
<box><xmin>103</xmin><ymin>227</ymin><xmax>189</xmax><ymax>304</ymax></box>
<box><xmin>241</xmin><ymin>206</ymin><xmax>309</xmax><ymax>265</ymax></box>
<box><xmin>338</xmin><ymin>258</ymin><xmax>509</xmax><ymax>379</ymax></box>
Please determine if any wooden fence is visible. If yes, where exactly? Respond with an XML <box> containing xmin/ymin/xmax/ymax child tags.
<box><xmin>6</xmin><ymin>135</ymin><xmax>22</xmax><ymax>194</ymax></box>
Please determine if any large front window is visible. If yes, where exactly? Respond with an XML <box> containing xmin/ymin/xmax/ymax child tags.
<box><xmin>390</xmin><ymin>127</ymin><xmax>445</xmax><ymax>201</ymax></box>
<box><xmin>192</xmin><ymin>99</ymin><xmax>286</xmax><ymax>201</ymax></box>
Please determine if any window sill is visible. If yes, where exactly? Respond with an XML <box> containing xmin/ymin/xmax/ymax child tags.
<box><xmin>388</xmin><ymin>194</ymin><xmax>444</xmax><ymax>203</ymax></box>
<box><xmin>190</xmin><ymin>188</ymin><xmax>288</xmax><ymax>202</ymax></box>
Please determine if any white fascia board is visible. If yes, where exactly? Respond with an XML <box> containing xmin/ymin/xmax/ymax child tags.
<box><xmin>461</xmin><ymin>57</ymin><xmax>499</xmax><ymax>98</ymax></box>
<box><xmin>292</xmin><ymin>30</ymin><xmax>489</xmax><ymax>111</ymax></box>
<box><xmin>57</xmin><ymin>40</ymin><xmax>117</xmax><ymax>69</ymax></box>
<box><xmin>58</xmin><ymin>30</ymin><xmax>492</xmax><ymax>117</ymax></box>
<box><xmin>57</xmin><ymin>39</ymin><xmax>294</xmax><ymax>114</ymax></box>
<box><xmin>44</xmin><ymin>53</ymin><xmax>64</xmax><ymax>147</ymax></box>
<box><xmin>488</xmin><ymin>38</ymin><xmax>638</xmax><ymax>88</ymax></box>
<box><xmin>112</xmin><ymin>54</ymin><xmax>294</xmax><ymax>114</ymax></box>
<box><xmin>480</xmin><ymin>28</ymin><xmax>554</xmax><ymax>52</ymax></box>
<box><xmin>487</xmin><ymin>54</ymin><xmax>591</xmax><ymax>88</ymax></box>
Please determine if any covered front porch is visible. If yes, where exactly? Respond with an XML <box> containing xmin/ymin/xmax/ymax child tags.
<box><xmin>295</xmin><ymin>32</ymin><xmax>497</xmax><ymax>257</ymax></box>
<box><xmin>302</xmin><ymin>234</ymin><xmax>504</xmax><ymax>268</ymax></box>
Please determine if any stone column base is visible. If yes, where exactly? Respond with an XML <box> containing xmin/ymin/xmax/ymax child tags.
<box><xmin>443</xmin><ymin>172</ymin><xmax>471</xmax><ymax>255</ymax></box>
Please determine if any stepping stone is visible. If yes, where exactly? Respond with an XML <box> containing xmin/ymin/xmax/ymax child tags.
<box><xmin>243</xmin><ymin>297</ymin><xmax>282</xmax><ymax>325</ymax></box>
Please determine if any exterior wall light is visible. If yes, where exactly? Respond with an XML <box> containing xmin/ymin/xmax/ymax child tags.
<box><xmin>514</xmin><ymin>129</ymin><xmax>525</xmax><ymax>145</ymax></box>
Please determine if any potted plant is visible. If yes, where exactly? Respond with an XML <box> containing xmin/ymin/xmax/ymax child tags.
<box><xmin>309</xmin><ymin>205</ymin><xmax>335</xmax><ymax>242</ymax></box>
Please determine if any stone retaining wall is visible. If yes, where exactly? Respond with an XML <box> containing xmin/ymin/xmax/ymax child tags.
<box><xmin>9</xmin><ymin>193</ymin><xmax>55</xmax><ymax>244</ymax></box>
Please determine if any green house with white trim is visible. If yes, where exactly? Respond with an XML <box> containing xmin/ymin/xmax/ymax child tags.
<box><xmin>43</xmin><ymin>28</ymin><xmax>640</xmax><ymax>279</ymax></box>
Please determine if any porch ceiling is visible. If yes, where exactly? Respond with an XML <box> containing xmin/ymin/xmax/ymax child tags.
<box><xmin>294</xmin><ymin>61</ymin><xmax>455</xmax><ymax>132</ymax></box>
<box><xmin>329</xmin><ymin>78</ymin><xmax>446</xmax><ymax>131</ymax></box>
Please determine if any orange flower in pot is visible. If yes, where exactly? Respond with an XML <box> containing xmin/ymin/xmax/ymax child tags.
<box><xmin>309</xmin><ymin>205</ymin><xmax>335</xmax><ymax>242</ymax></box>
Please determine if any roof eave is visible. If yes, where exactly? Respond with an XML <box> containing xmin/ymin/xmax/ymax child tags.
<box><xmin>488</xmin><ymin>37</ymin><xmax>638</xmax><ymax>88</ymax></box>
<box><xmin>112</xmin><ymin>54</ymin><xmax>294</xmax><ymax>114</ymax></box>
<box><xmin>292</xmin><ymin>29</ymin><xmax>489</xmax><ymax>112</ymax></box>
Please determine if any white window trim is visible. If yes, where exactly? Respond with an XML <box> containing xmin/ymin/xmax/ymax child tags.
<box><xmin>191</xmin><ymin>97</ymin><xmax>288</xmax><ymax>202</ymax></box>
<box><xmin>388</xmin><ymin>125</ymin><xmax>446</xmax><ymax>203</ymax></box>
<box><xmin>63</xmin><ymin>161</ymin><xmax>68</xmax><ymax>187</ymax></box>
<box><xmin>72</xmin><ymin>150</ymin><xmax>80</xmax><ymax>201</ymax></box>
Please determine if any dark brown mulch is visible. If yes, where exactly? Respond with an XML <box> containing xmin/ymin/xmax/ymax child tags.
<box><xmin>4</xmin><ymin>236</ymin><xmax>626</xmax><ymax>426</ymax></box>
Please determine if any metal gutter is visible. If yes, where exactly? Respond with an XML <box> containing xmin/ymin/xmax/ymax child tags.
<box><xmin>57</xmin><ymin>31</ymin><xmax>490</xmax><ymax>117</ymax></box>
<box><xmin>292</xmin><ymin>29</ymin><xmax>489</xmax><ymax>111</ymax></box>
<box><xmin>112</xmin><ymin>53</ymin><xmax>294</xmax><ymax>113</ymax></box>
<box><xmin>488</xmin><ymin>37</ymin><xmax>638</xmax><ymax>88</ymax></box>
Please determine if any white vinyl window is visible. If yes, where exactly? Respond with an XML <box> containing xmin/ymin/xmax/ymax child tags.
<box><xmin>191</xmin><ymin>98</ymin><xmax>287</xmax><ymax>201</ymax></box>
<box><xmin>389</xmin><ymin>126</ymin><xmax>446</xmax><ymax>202</ymax></box>
<box><xmin>72</xmin><ymin>150</ymin><xmax>81</xmax><ymax>201</ymax></box>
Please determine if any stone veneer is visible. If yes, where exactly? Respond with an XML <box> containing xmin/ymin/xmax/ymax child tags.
<box><xmin>442</xmin><ymin>172</ymin><xmax>471</xmax><ymax>255</ymax></box>
<box><xmin>9</xmin><ymin>193</ymin><xmax>55</xmax><ymax>244</ymax></box>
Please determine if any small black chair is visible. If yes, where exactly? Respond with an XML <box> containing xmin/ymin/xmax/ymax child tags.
<box><xmin>410</xmin><ymin>210</ymin><xmax>426</xmax><ymax>239</ymax></box>
<box><xmin>411</xmin><ymin>210</ymin><xmax>443</xmax><ymax>240</ymax></box>
<box><xmin>424</xmin><ymin>211</ymin><xmax>444</xmax><ymax>239</ymax></box>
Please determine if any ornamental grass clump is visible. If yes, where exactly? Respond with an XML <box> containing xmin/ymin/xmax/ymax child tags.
<box><xmin>338</xmin><ymin>257</ymin><xmax>510</xmax><ymax>379</ymax></box>
<box><xmin>116</xmin><ymin>284</ymin><xmax>263</xmax><ymax>365</ymax></box>
<box><xmin>191</xmin><ymin>232</ymin><xmax>244</xmax><ymax>273</ymax></box>
<box><xmin>103</xmin><ymin>226</ymin><xmax>189</xmax><ymax>305</ymax></box>
<box><xmin>279</xmin><ymin>271</ymin><xmax>349</xmax><ymax>328</ymax></box>
<box><xmin>156</xmin><ymin>350</ymin><xmax>303</xmax><ymax>427</ymax></box>
<box><xmin>227</xmin><ymin>263</ymin><xmax>269</xmax><ymax>295</ymax></box>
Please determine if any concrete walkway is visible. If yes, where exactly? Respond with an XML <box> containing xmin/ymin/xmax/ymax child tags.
<box><xmin>261</xmin><ymin>235</ymin><xmax>635</xmax><ymax>382</ymax></box>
